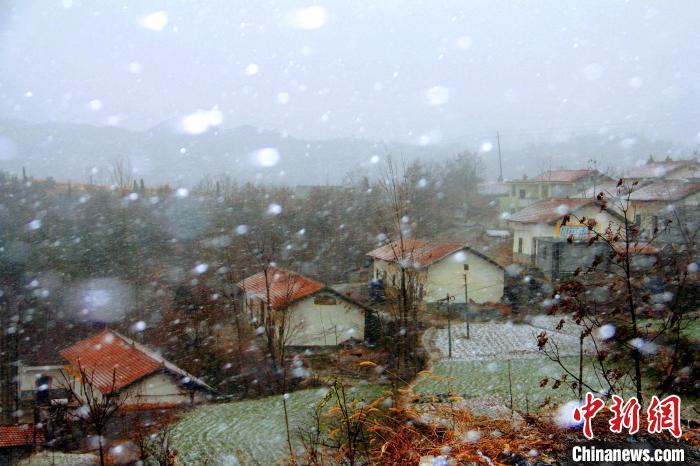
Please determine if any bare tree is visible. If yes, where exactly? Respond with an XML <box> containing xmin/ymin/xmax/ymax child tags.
<box><xmin>60</xmin><ymin>362</ymin><xmax>128</xmax><ymax>466</ymax></box>
<box><xmin>376</xmin><ymin>156</ymin><xmax>425</xmax><ymax>377</ymax></box>
<box><xmin>537</xmin><ymin>179</ymin><xmax>698</xmax><ymax>406</ymax></box>
<box><xmin>109</xmin><ymin>156</ymin><xmax>134</xmax><ymax>193</ymax></box>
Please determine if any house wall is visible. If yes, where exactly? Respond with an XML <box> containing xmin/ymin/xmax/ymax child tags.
<box><xmin>123</xmin><ymin>372</ymin><xmax>208</xmax><ymax>406</ymax></box>
<box><xmin>284</xmin><ymin>293</ymin><xmax>365</xmax><ymax>346</ymax></box>
<box><xmin>370</xmin><ymin>258</ymin><xmax>400</xmax><ymax>286</ymax></box>
<box><xmin>422</xmin><ymin>252</ymin><xmax>504</xmax><ymax>304</ymax></box>
<box><xmin>371</xmin><ymin>252</ymin><xmax>504</xmax><ymax>305</ymax></box>
<box><xmin>63</xmin><ymin>371</ymin><xmax>208</xmax><ymax>406</ymax></box>
<box><xmin>630</xmin><ymin>193</ymin><xmax>700</xmax><ymax>238</ymax></box>
<box><xmin>666</xmin><ymin>165</ymin><xmax>700</xmax><ymax>180</ymax></box>
<box><xmin>510</xmin><ymin>206</ymin><xmax>620</xmax><ymax>264</ymax></box>
<box><xmin>502</xmin><ymin>182</ymin><xmax>542</xmax><ymax>211</ymax></box>
<box><xmin>18</xmin><ymin>365</ymin><xmax>65</xmax><ymax>400</ymax></box>
<box><xmin>536</xmin><ymin>239</ymin><xmax>607</xmax><ymax>279</ymax></box>
<box><xmin>510</xmin><ymin>223</ymin><xmax>553</xmax><ymax>263</ymax></box>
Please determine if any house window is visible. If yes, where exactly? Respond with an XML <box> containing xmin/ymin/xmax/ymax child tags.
<box><xmin>519</xmin><ymin>189</ymin><xmax>526</xmax><ymax>199</ymax></box>
<box><xmin>418</xmin><ymin>284</ymin><xmax>424</xmax><ymax>299</ymax></box>
<box><xmin>511</xmin><ymin>185</ymin><xmax>516</xmax><ymax>196</ymax></box>
<box><xmin>541</xmin><ymin>246</ymin><xmax>548</xmax><ymax>258</ymax></box>
<box><xmin>313</xmin><ymin>295</ymin><xmax>336</xmax><ymax>305</ymax></box>
<box><xmin>517</xmin><ymin>237</ymin><xmax>523</xmax><ymax>253</ymax></box>
<box><xmin>635</xmin><ymin>214</ymin><xmax>642</xmax><ymax>226</ymax></box>
<box><xmin>651</xmin><ymin>215</ymin><xmax>658</xmax><ymax>232</ymax></box>
<box><xmin>541</xmin><ymin>185</ymin><xmax>549</xmax><ymax>197</ymax></box>
<box><xmin>392</xmin><ymin>274</ymin><xmax>396</xmax><ymax>286</ymax></box>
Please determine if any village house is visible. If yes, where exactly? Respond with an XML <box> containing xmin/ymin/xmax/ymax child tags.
<box><xmin>0</xmin><ymin>424</ymin><xmax>44</xmax><ymax>465</ymax></box>
<box><xmin>502</xmin><ymin>169</ymin><xmax>610</xmax><ymax>211</ymax></box>
<box><xmin>237</xmin><ymin>268</ymin><xmax>376</xmax><ymax>348</ymax></box>
<box><xmin>507</xmin><ymin>198</ymin><xmax>622</xmax><ymax>265</ymax></box>
<box><xmin>60</xmin><ymin>329</ymin><xmax>214</xmax><ymax>407</ymax></box>
<box><xmin>17</xmin><ymin>363</ymin><xmax>68</xmax><ymax>408</ymax></box>
<box><xmin>625</xmin><ymin>180</ymin><xmax>700</xmax><ymax>239</ymax></box>
<box><xmin>366</xmin><ymin>240</ymin><xmax>505</xmax><ymax>305</ymax></box>
<box><xmin>624</xmin><ymin>157</ymin><xmax>700</xmax><ymax>182</ymax></box>
<box><xmin>535</xmin><ymin>238</ymin><xmax>659</xmax><ymax>280</ymax></box>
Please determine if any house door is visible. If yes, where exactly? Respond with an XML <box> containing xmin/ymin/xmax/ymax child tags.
<box><xmin>552</xmin><ymin>242</ymin><xmax>560</xmax><ymax>279</ymax></box>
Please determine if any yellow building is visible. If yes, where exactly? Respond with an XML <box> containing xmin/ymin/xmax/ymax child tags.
<box><xmin>367</xmin><ymin>240</ymin><xmax>505</xmax><ymax>305</ymax></box>
<box><xmin>237</xmin><ymin>268</ymin><xmax>372</xmax><ymax>348</ymax></box>
<box><xmin>503</xmin><ymin>169</ymin><xmax>610</xmax><ymax>211</ymax></box>
<box><xmin>507</xmin><ymin>198</ymin><xmax>622</xmax><ymax>264</ymax></box>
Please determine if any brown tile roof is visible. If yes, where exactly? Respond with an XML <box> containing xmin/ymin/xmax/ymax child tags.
<box><xmin>506</xmin><ymin>198</ymin><xmax>597</xmax><ymax>224</ymax></box>
<box><xmin>628</xmin><ymin>180</ymin><xmax>700</xmax><ymax>202</ymax></box>
<box><xmin>60</xmin><ymin>329</ymin><xmax>213</xmax><ymax>394</ymax></box>
<box><xmin>367</xmin><ymin>240</ymin><xmax>503</xmax><ymax>269</ymax></box>
<box><xmin>0</xmin><ymin>424</ymin><xmax>44</xmax><ymax>448</ymax></box>
<box><xmin>237</xmin><ymin>267</ymin><xmax>325</xmax><ymax>309</ymax></box>
<box><xmin>577</xmin><ymin>180</ymin><xmax>653</xmax><ymax>199</ymax></box>
<box><xmin>529</xmin><ymin>169</ymin><xmax>596</xmax><ymax>183</ymax></box>
<box><xmin>625</xmin><ymin>160</ymin><xmax>700</xmax><ymax>180</ymax></box>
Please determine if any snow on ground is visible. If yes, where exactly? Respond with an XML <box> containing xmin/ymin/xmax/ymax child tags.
<box><xmin>433</xmin><ymin>318</ymin><xmax>593</xmax><ymax>361</ymax></box>
<box><xmin>171</xmin><ymin>384</ymin><xmax>384</xmax><ymax>465</ymax></box>
<box><xmin>19</xmin><ymin>452</ymin><xmax>98</xmax><ymax>465</ymax></box>
<box><xmin>413</xmin><ymin>317</ymin><xmax>602</xmax><ymax>412</ymax></box>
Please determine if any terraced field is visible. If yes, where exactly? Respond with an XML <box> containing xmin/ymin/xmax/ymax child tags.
<box><xmin>413</xmin><ymin>356</ymin><xmax>600</xmax><ymax>412</ymax></box>
<box><xmin>171</xmin><ymin>384</ymin><xmax>385</xmax><ymax>465</ymax></box>
<box><xmin>433</xmin><ymin>320</ymin><xmax>593</xmax><ymax>361</ymax></box>
<box><xmin>416</xmin><ymin>318</ymin><xmax>603</xmax><ymax>412</ymax></box>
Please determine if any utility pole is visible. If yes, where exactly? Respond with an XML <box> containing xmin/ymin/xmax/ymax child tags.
<box><xmin>463</xmin><ymin>264</ymin><xmax>470</xmax><ymax>339</ymax></box>
<box><xmin>438</xmin><ymin>293</ymin><xmax>455</xmax><ymax>358</ymax></box>
<box><xmin>496</xmin><ymin>131</ymin><xmax>503</xmax><ymax>183</ymax></box>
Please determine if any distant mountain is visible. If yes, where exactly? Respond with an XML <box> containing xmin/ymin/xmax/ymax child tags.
<box><xmin>1</xmin><ymin>118</ymin><xmax>692</xmax><ymax>186</ymax></box>
<box><xmin>0</xmin><ymin>118</ymin><xmax>462</xmax><ymax>186</ymax></box>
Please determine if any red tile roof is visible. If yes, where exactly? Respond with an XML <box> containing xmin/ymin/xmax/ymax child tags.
<box><xmin>0</xmin><ymin>424</ymin><xmax>44</xmax><ymax>448</ymax></box>
<box><xmin>366</xmin><ymin>240</ymin><xmax>504</xmax><ymax>269</ymax></box>
<box><xmin>529</xmin><ymin>169</ymin><xmax>597</xmax><ymax>183</ymax></box>
<box><xmin>237</xmin><ymin>268</ymin><xmax>325</xmax><ymax>309</ymax></box>
<box><xmin>506</xmin><ymin>198</ymin><xmax>597</xmax><ymax>224</ymax></box>
<box><xmin>60</xmin><ymin>329</ymin><xmax>213</xmax><ymax>394</ymax></box>
<box><xmin>367</xmin><ymin>240</ymin><xmax>463</xmax><ymax>266</ymax></box>
<box><xmin>625</xmin><ymin>160</ymin><xmax>700</xmax><ymax>180</ymax></box>
<box><xmin>628</xmin><ymin>180</ymin><xmax>700</xmax><ymax>202</ymax></box>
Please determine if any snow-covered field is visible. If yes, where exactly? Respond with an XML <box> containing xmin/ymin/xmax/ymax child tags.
<box><xmin>415</xmin><ymin>317</ymin><xmax>601</xmax><ymax>411</ymax></box>
<box><xmin>171</xmin><ymin>384</ymin><xmax>384</xmax><ymax>466</ymax></box>
<box><xmin>19</xmin><ymin>452</ymin><xmax>98</xmax><ymax>465</ymax></box>
<box><xmin>433</xmin><ymin>316</ymin><xmax>593</xmax><ymax>361</ymax></box>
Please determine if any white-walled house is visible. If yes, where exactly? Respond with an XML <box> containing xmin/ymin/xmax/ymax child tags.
<box><xmin>237</xmin><ymin>268</ymin><xmax>375</xmax><ymax>348</ymax></box>
<box><xmin>17</xmin><ymin>363</ymin><xmax>67</xmax><ymax>403</ymax></box>
<box><xmin>624</xmin><ymin>158</ymin><xmax>700</xmax><ymax>182</ymax></box>
<box><xmin>507</xmin><ymin>198</ymin><xmax>623</xmax><ymax>264</ymax></box>
<box><xmin>366</xmin><ymin>240</ymin><xmax>505</xmax><ymax>305</ymax></box>
<box><xmin>59</xmin><ymin>329</ymin><xmax>214</xmax><ymax>407</ymax></box>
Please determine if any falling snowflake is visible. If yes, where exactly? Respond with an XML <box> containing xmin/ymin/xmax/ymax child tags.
<box><xmin>139</xmin><ymin>11</ymin><xmax>168</xmax><ymax>31</ymax></box>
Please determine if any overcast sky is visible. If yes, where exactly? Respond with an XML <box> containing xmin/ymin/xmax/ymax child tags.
<box><xmin>1</xmin><ymin>0</ymin><xmax>699</xmax><ymax>146</ymax></box>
